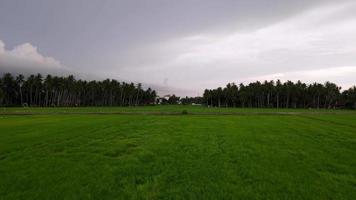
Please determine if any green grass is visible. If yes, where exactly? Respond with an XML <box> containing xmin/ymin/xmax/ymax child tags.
<box><xmin>1</xmin><ymin>106</ymin><xmax>356</xmax><ymax>199</ymax></box>
<box><xmin>1</xmin><ymin>105</ymin><xmax>356</xmax><ymax>115</ymax></box>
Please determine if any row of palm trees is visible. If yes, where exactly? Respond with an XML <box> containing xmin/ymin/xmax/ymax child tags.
<box><xmin>203</xmin><ymin>80</ymin><xmax>356</xmax><ymax>109</ymax></box>
<box><xmin>0</xmin><ymin>73</ymin><xmax>157</xmax><ymax>107</ymax></box>
<box><xmin>2</xmin><ymin>73</ymin><xmax>355</xmax><ymax>109</ymax></box>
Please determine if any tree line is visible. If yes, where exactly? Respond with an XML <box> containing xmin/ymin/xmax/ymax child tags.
<box><xmin>154</xmin><ymin>94</ymin><xmax>203</xmax><ymax>105</ymax></box>
<box><xmin>203</xmin><ymin>80</ymin><xmax>356</xmax><ymax>109</ymax></box>
<box><xmin>0</xmin><ymin>73</ymin><xmax>157</xmax><ymax>107</ymax></box>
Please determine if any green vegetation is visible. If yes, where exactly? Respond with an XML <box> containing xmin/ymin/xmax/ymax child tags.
<box><xmin>204</xmin><ymin>81</ymin><xmax>356</xmax><ymax>109</ymax></box>
<box><xmin>1</xmin><ymin>73</ymin><xmax>356</xmax><ymax>109</ymax></box>
<box><xmin>0</xmin><ymin>73</ymin><xmax>156</xmax><ymax>107</ymax></box>
<box><xmin>1</xmin><ymin>105</ymin><xmax>356</xmax><ymax>115</ymax></box>
<box><xmin>1</xmin><ymin>106</ymin><xmax>356</xmax><ymax>199</ymax></box>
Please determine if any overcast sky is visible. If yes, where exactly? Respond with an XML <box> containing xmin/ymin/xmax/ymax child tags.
<box><xmin>1</xmin><ymin>0</ymin><xmax>356</xmax><ymax>96</ymax></box>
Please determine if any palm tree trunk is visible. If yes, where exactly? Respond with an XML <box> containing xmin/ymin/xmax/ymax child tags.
<box><xmin>19</xmin><ymin>86</ymin><xmax>23</xmax><ymax>106</ymax></box>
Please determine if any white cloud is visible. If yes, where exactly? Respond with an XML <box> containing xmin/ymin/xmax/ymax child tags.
<box><xmin>8</xmin><ymin>43</ymin><xmax>61</xmax><ymax>67</ymax></box>
<box><xmin>0</xmin><ymin>40</ymin><xmax>4</xmax><ymax>54</ymax></box>
<box><xmin>0</xmin><ymin>39</ymin><xmax>71</xmax><ymax>75</ymax></box>
<box><xmin>0</xmin><ymin>40</ymin><xmax>62</xmax><ymax>67</ymax></box>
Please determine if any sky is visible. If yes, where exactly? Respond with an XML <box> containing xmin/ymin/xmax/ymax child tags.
<box><xmin>1</xmin><ymin>0</ymin><xmax>356</xmax><ymax>96</ymax></box>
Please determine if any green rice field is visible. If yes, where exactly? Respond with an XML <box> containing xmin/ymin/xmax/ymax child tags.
<box><xmin>1</xmin><ymin>106</ymin><xmax>356</xmax><ymax>199</ymax></box>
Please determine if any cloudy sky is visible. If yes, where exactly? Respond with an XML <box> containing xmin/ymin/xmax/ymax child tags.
<box><xmin>1</xmin><ymin>0</ymin><xmax>356</xmax><ymax>96</ymax></box>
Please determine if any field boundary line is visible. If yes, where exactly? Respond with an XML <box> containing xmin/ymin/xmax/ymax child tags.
<box><xmin>1</xmin><ymin>111</ymin><xmax>356</xmax><ymax>116</ymax></box>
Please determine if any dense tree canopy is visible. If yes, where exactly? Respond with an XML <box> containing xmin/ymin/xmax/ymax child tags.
<box><xmin>180</xmin><ymin>96</ymin><xmax>204</xmax><ymax>105</ymax></box>
<box><xmin>1</xmin><ymin>73</ymin><xmax>356</xmax><ymax>109</ymax></box>
<box><xmin>0</xmin><ymin>73</ymin><xmax>156</xmax><ymax>107</ymax></box>
<box><xmin>203</xmin><ymin>80</ymin><xmax>356</xmax><ymax>109</ymax></box>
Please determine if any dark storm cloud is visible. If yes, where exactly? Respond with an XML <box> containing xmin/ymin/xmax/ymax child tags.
<box><xmin>1</xmin><ymin>0</ymin><xmax>356</xmax><ymax>96</ymax></box>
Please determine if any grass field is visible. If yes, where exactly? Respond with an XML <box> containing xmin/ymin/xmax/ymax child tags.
<box><xmin>1</xmin><ymin>105</ymin><xmax>356</xmax><ymax>115</ymax></box>
<box><xmin>1</xmin><ymin>106</ymin><xmax>356</xmax><ymax>199</ymax></box>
